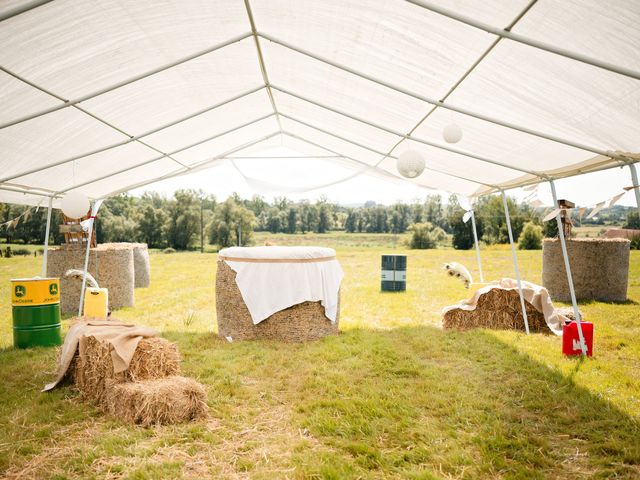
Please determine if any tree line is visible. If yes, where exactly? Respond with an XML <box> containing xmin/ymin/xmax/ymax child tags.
<box><xmin>0</xmin><ymin>190</ymin><xmax>636</xmax><ymax>250</ymax></box>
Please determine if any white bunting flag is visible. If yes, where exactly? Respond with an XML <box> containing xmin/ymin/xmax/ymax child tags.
<box><xmin>587</xmin><ymin>202</ymin><xmax>605</xmax><ymax>219</ymax></box>
<box><xmin>543</xmin><ymin>209</ymin><xmax>562</xmax><ymax>222</ymax></box>
<box><xmin>608</xmin><ymin>192</ymin><xmax>625</xmax><ymax>207</ymax></box>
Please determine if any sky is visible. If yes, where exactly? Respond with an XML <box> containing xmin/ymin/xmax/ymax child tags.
<box><xmin>132</xmin><ymin>145</ymin><xmax>639</xmax><ymax>209</ymax></box>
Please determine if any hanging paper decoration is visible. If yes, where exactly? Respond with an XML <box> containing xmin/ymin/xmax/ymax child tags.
<box><xmin>543</xmin><ymin>209</ymin><xmax>562</xmax><ymax>222</ymax></box>
<box><xmin>0</xmin><ymin>204</ymin><xmax>40</xmax><ymax>231</ymax></box>
<box><xmin>442</xmin><ymin>123</ymin><xmax>463</xmax><ymax>144</ymax></box>
<box><xmin>397</xmin><ymin>150</ymin><xmax>425</xmax><ymax>178</ymax></box>
<box><xmin>61</xmin><ymin>191</ymin><xmax>90</xmax><ymax>219</ymax></box>
<box><xmin>541</xmin><ymin>187</ymin><xmax>632</xmax><ymax>222</ymax></box>
<box><xmin>608</xmin><ymin>192</ymin><xmax>625</xmax><ymax>207</ymax></box>
<box><xmin>80</xmin><ymin>199</ymin><xmax>104</xmax><ymax>232</ymax></box>
<box><xmin>578</xmin><ymin>207</ymin><xmax>586</xmax><ymax>221</ymax></box>
<box><xmin>586</xmin><ymin>202</ymin><xmax>605</xmax><ymax>219</ymax></box>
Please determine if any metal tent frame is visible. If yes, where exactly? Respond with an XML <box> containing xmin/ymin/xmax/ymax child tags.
<box><xmin>1</xmin><ymin>1</ymin><xmax>639</xmax><ymax>349</ymax></box>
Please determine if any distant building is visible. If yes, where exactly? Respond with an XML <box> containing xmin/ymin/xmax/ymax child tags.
<box><xmin>602</xmin><ymin>228</ymin><xmax>640</xmax><ymax>240</ymax></box>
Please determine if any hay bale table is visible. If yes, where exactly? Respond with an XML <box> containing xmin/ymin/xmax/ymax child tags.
<box><xmin>47</xmin><ymin>244</ymin><xmax>135</xmax><ymax>314</ymax></box>
<box><xmin>542</xmin><ymin>238</ymin><xmax>630</xmax><ymax>302</ymax></box>
<box><xmin>216</xmin><ymin>246</ymin><xmax>343</xmax><ymax>342</ymax></box>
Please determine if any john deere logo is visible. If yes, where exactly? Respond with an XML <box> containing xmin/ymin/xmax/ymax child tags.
<box><xmin>15</xmin><ymin>285</ymin><xmax>26</xmax><ymax>297</ymax></box>
<box><xmin>49</xmin><ymin>283</ymin><xmax>58</xmax><ymax>295</ymax></box>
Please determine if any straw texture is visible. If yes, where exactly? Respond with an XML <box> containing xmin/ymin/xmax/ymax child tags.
<box><xmin>47</xmin><ymin>244</ymin><xmax>135</xmax><ymax>314</ymax></box>
<box><xmin>104</xmin><ymin>376</ymin><xmax>208</xmax><ymax>426</ymax></box>
<box><xmin>132</xmin><ymin>243</ymin><xmax>151</xmax><ymax>288</ymax></box>
<box><xmin>543</xmin><ymin>238</ymin><xmax>630</xmax><ymax>302</ymax></box>
<box><xmin>71</xmin><ymin>336</ymin><xmax>181</xmax><ymax>404</ymax></box>
<box><xmin>216</xmin><ymin>260</ymin><xmax>339</xmax><ymax>342</ymax></box>
<box><xmin>442</xmin><ymin>288</ymin><xmax>548</xmax><ymax>332</ymax></box>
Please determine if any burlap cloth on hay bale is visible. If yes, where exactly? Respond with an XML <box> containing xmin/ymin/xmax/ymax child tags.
<box><xmin>441</xmin><ymin>274</ymin><xmax>581</xmax><ymax>334</ymax></box>
<box><xmin>443</xmin><ymin>288</ymin><xmax>548</xmax><ymax>332</ymax></box>
<box><xmin>47</xmin><ymin>244</ymin><xmax>135</xmax><ymax>314</ymax></box>
<box><xmin>216</xmin><ymin>260</ymin><xmax>339</xmax><ymax>342</ymax></box>
<box><xmin>45</xmin><ymin>319</ymin><xmax>206</xmax><ymax>425</ymax></box>
<box><xmin>542</xmin><ymin>238</ymin><xmax>630</xmax><ymax>302</ymax></box>
<box><xmin>70</xmin><ymin>335</ymin><xmax>181</xmax><ymax>404</ymax></box>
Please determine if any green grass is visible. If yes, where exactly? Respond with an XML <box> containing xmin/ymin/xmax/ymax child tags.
<box><xmin>0</xmin><ymin>240</ymin><xmax>639</xmax><ymax>479</ymax></box>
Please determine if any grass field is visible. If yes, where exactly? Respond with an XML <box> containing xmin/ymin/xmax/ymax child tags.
<box><xmin>0</xmin><ymin>236</ymin><xmax>639</xmax><ymax>479</ymax></box>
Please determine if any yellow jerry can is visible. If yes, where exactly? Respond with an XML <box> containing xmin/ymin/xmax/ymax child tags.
<box><xmin>83</xmin><ymin>287</ymin><xmax>109</xmax><ymax>319</ymax></box>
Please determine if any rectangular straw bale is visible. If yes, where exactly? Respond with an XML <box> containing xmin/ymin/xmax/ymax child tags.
<box><xmin>442</xmin><ymin>288</ymin><xmax>548</xmax><ymax>332</ymax></box>
<box><xmin>47</xmin><ymin>244</ymin><xmax>135</xmax><ymax>314</ymax></box>
<box><xmin>71</xmin><ymin>336</ymin><xmax>181</xmax><ymax>404</ymax></box>
<box><xmin>104</xmin><ymin>376</ymin><xmax>208</xmax><ymax>426</ymax></box>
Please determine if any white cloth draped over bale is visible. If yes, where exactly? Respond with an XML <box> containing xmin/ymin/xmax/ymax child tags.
<box><xmin>216</xmin><ymin>246</ymin><xmax>343</xmax><ymax>342</ymax></box>
<box><xmin>219</xmin><ymin>246</ymin><xmax>343</xmax><ymax>324</ymax></box>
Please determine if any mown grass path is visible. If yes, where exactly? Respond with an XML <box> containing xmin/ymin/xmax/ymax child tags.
<box><xmin>0</xmin><ymin>242</ymin><xmax>638</xmax><ymax>479</ymax></box>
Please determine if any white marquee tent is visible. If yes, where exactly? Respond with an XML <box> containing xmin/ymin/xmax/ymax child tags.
<box><xmin>2</xmin><ymin>0</ymin><xmax>640</xmax><ymax>353</ymax></box>
<box><xmin>1</xmin><ymin>0</ymin><xmax>639</xmax><ymax>207</ymax></box>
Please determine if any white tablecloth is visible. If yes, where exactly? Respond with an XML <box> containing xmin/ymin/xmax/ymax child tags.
<box><xmin>219</xmin><ymin>246</ymin><xmax>344</xmax><ymax>325</ymax></box>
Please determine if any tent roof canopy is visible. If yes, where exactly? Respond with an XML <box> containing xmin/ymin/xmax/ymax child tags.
<box><xmin>1</xmin><ymin>0</ymin><xmax>639</xmax><ymax>206</ymax></box>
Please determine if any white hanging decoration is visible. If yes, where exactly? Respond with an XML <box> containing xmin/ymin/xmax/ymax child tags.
<box><xmin>462</xmin><ymin>210</ymin><xmax>473</xmax><ymax>223</ymax></box>
<box><xmin>443</xmin><ymin>123</ymin><xmax>463</xmax><ymax>143</ymax></box>
<box><xmin>396</xmin><ymin>150</ymin><xmax>425</xmax><ymax>178</ymax></box>
<box><xmin>543</xmin><ymin>209</ymin><xmax>562</xmax><ymax>222</ymax></box>
<box><xmin>61</xmin><ymin>191</ymin><xmax>90</xmax><ymax>219</ymax></box>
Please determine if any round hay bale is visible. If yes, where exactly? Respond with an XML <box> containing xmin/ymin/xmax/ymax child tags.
<box><xmin>71</xmin><ymin>336</ymin><xmax>181</xmax><ymax>404</ymax></box>
<box><xmin>442</xmin><ymin>288</ymin><xmax>548</xmax><ymax>332</ymax></box>
<box><xmin>104</xmin><ymin>376</ymin><xmax>208</xmax><ymax>426</ymax></box>
<box><xmin>542</xmin><ymin>238</ymin><xmax>630</xmax><ymax>302</ymax></box>
<box><xmin>215</xmin><ymin>260</ymin><xmax>339</xmax><ymax>342</ymax></box>
<box><xmin>132</xmin><ymin>243</ymin><xmax>151</xmax><ymax>288</ymax></box>
<box><xmin>47</xmin><ymin>244</ymin><xmax>135</xmax><ymax>314</ymax></box>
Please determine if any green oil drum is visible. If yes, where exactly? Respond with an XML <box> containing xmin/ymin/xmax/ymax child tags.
<box><xmin>381</xmin><ymin>254</ymin><xmax>407</xmax><ymax>292</ymax></box>
<box><xmin>11</xmin><ymin>278</ymin><xmax>62</xmax><ymax>349</ymax></box>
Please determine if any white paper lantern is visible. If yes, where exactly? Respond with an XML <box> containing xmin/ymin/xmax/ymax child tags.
<box><xmin>61</xmin><ymin>191</ymin><xmax>90</xmax><ymax>219</ymax></box>
<box><xmin>443</xmin><ymin>123</ymin><xmax>463</xmax><ymax>143</ymax></box>
<box><xmin>397</xmin><ymin>150</ymin><xmax>425</xmax><ymax>178</ymax></box>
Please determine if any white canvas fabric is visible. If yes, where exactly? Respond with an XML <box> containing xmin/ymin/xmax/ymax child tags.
<box><xmin>219</xmin><ymin>246</ymin><xmax>343</xmax><ymax>324</ymax></box>
<box><xmin>0</xmin><ymin>0</ymin><xmax>638</xmax><ymax>204</ymax></box>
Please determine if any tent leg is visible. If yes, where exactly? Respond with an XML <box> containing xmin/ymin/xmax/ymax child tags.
<box><xmin>41</xmin><ymin>196</ymin><xmax>53</xmax><ymax>277</ymax></box>
<box><xmin>77</xmin><ymin>215</ymin><xmax>95</xmax><ymax>317</ymax></box>
<box><xmin>549</xmin><ymin>180</ymin><xmax>587</xmax><ymax>354</ymax></box>
<box><xmin>501</xmin><ymin>191</ymin><xmax>530</xmax><ymax>334</ymax></box>
<box><xmin>630</xmin><ymin>163</ymin><xmax>640</xmax><ymax>218</ymax></box>
<box><xmin>470</xmin><ymin>209</ymin><xmax>484</xmax><ymax>282</ymax></box>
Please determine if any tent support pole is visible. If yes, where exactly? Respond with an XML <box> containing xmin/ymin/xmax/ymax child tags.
<box><xmin>630</xmin><ymin>163</ymin><xmax>640</xmax><ymax>218</ymax></box>
<box><xmin>470</xmin><ymin>209</ymin><xmax>484</xmax><ymax>283</ymax></box>
<box><xmin>549</xmin><ymin>180</ymin><xmax>587</xmax><ymax>354</ymax></box>
<box><xmin>501</xmin><ymin>191</ymin><xmax>530</xmax><ymax>334</ymax></box>
<box><xmin>78</xmin><ymin>212</ymin><xmax>95</xmax><ymax>317</ymax></box>
<box><xmin>41</xmin><ymin>196</ymin><xmax>53</xmax><ymax>277</ymax></box>
<box><xmin>0</xmin><ymin>0</ymin><xmax>51</xmax><ymax>23</ymax></box>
